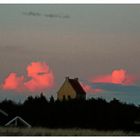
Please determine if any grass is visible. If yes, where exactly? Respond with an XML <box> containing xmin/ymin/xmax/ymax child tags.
<box><xmin>0</xmin><ymin>127</ymin><xmax>140</xmax><ymax>136</ymax></box>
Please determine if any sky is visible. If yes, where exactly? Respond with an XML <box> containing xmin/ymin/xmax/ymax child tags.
<box><xmin>0</xmin><ymin>5</ymin><xmax>140</xmax><ymax>104</ymax></box>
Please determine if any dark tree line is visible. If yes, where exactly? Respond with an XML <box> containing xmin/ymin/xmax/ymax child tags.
<box><xmin>0</xmin><ymin>93</ymin><xmax>140</xmax><ymax>130</ymax></box>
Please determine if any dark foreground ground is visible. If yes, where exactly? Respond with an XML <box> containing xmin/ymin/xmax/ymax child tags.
<box><xmin>0</xmin><ymin>127</ymin><xmax>140</xmax><ymax>136</ymax></box>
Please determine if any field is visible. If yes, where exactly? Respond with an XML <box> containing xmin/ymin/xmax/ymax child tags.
<box><xmin>0</xmin><ymin>127</ymin><xmax>140</xmax><ymax>136</ymax></box>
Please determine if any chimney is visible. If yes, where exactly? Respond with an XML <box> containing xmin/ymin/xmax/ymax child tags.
<box><xmin>74</xmin><ymin>78</ymin><xmax>78</xmax><ymax>81</ymax></box>
<box><xmin>65</xmin><ymin>76</ymin><xmax>69</xmax><ymax>81</ymax></box>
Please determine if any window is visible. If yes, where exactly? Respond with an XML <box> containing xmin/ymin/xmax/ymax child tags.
<box><xmin>68</xmin><ymin>95</ymin><xmax>71</xmax><ymax>100</ymax></box>
<box><xmin>63</xmin><ymin>95</ymin><xmax>66</xmax><ymax>101</ymax></box>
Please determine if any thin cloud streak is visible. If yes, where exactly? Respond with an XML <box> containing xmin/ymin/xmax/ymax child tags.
<box><xmin>81</xmin><ymin>79</ymin><xmax>140</xmax><ymax>94</ymax></box>
<box><xmin>92</xmin><ymin>83</ymin><xmax>140</xmax><ymax>94</ymax></box>
<box><xmin>22</xmin><ymin>11</ymin><xmax>70</xmax><ymax>19</ymax></box>
<box><xmin>22</xmin><ymin>11</ymin><xmax>41</xmax><ymax>16</ymax></box>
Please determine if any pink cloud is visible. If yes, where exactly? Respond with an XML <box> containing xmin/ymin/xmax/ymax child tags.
<box><xmin>82</xmin><ymin>69</ymin><xmax>138</xmax><ymax>94</ymax></box>
<box><xmin>2</xmin><ymin>73</ymin><xmax>24</xmax><ymax>92</ymax></box>
<box><xmin>91</xmin><ymin>69</ymin><xmax>136</xmax><ymax>85</ymax></box>
<box><xmin>24</xmin><ymin>62</ymin><xmax>54</xmax><ymax>92</ymax></box>
<box><xmin>80</xmin><ymin>82</ymin><xmax>103</xmax><ymax>94</ymax></box>
<box><xmin>2</xmin><ymin>62</ymin><xmax>54</xmax><ymax>93</ymax></box>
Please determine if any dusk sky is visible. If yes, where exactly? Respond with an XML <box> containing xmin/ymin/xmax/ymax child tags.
<box><xmin>1</xmin><ymin>5</ymin><xmax>140</xmax><ymax>104</ymax></box>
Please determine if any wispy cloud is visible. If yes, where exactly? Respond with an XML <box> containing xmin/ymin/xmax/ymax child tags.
<box><xmin>81</xmin><ymin>80</ymin><xmax>140</xmax><ymax>94</ymax></box>
<box><xmin>22</xmin><ymin>11</ymin><xmax>70</xmax><ymax>19</ymax></box>
<box><xmin>44</xmin><ymin>14</ymin><xmax>70</xmax><ymax>19</ymax></box>
<box><xmin>91</xmin><ymin>83</ymin><xmax>140</xmax><ymax>94</ymax></box>
<box><xmin>22</xmin><ymin>11</ymin><xmax>41</xmax><ymax>16</ymax></box>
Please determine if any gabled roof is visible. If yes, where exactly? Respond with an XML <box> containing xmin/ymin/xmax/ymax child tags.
<box><xmin>0</xmin><ymin>109</ymin><xmax>9</xmax><ymax>126</ymax></box>
<box><xmin>0</xmin><ymin>109</ymin><xmax>8</xmax><ymax>117</ymax></box>
<box><xmin>68</xmin><ymin>78</ymin><xmax>86</xmax><ymax>95</ymax></box>
<box><xmin>5</xmin><ymin>116</ymin><xmax>31</xmax><ymax>128</ymax></box>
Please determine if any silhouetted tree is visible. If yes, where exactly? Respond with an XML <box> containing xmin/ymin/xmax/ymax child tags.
<box><xmin>49</xmin><ymin>96</ymin><xmax>54</xmax><ymax>103</ymax></box>
<box><xmin>0</xmin><ymin>95</ymin><xmax>139</xmax><ymax>130</ymax></box>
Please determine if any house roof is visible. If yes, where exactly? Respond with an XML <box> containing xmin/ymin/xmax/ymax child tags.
<box><xmin>5</xmin><ymin>116</ymin><xmax>31</xmax><ymax>128</ymax></box>
<box><xmin>68</xmin><ymin>78</ymin><xmax>86</xmax><ymax>95</ymax></box>
<box><xmin>0</xmin><ymin>109</ymin><xmax>9</xmax><ymax>126</ymax></box>
<box><xmin>0</xmin><ymin>109</ymin><xmax>8</xmax><ymax>117</ymax></box>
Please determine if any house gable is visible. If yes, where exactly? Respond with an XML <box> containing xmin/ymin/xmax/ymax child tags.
<box><xmin>57</xmin><ymin>77</ymin><xmax>86</xmax><ymax>101</ymax></box>
<box><xmin>5</xmin><ymin>116</ymin><xmax>31</xmax><ymax>128</ymax></box>
<box><xmin>57</xmin><ymin>77</ymin><xmax>77</xmax><ymax>101</ymax></box>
